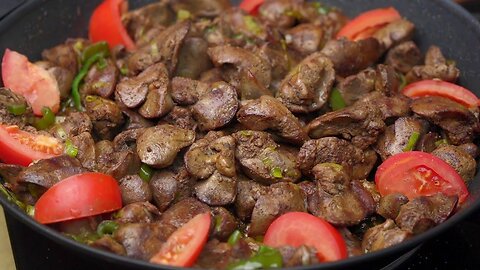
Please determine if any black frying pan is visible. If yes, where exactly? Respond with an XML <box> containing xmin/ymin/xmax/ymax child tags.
<box><xmin>1</xmin><ymin>0</ymin><xmax>480</xmax><ymax>269</ymax></box>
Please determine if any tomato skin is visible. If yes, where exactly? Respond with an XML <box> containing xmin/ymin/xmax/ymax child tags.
<box><xmin>239</xmin><ymin>0</ymin><xmax>265</xmax><ymax>15</ymax></box>
<box><xmin>2</xmin><ymin>49</ymin><xmax>60</xmax><ymax>115</ymax></box>
<box><xmin>264</xmin><ymin>212</ymin><xmax>347</xmax><ymax>262</ymax></box>
<box><xmin>402</xmin><ymin>80</ymin><xmax>480</xmax><ymax>108</ymax></box>
<box><xmin>34</xmin><ymin>173</ymin><xmax>122</xmax><ymax>224</ymax></box>
<box><xmin>150</xmin><ymin>213</ymin><xmax>211</xmax><ymax>267</ymax></box>
<box><xmin>89</xmin><ymin>0</ymin><xmax>136</xmax><ymax>51</ymax></box>
<box><xmin>375</xmin><ymin>151</ymin><xmax>469</xmax><ymax>203</ymax></box>
<box><xmin>336</xmin><ymin>7</ymin><xmax>401</xmax><ymax>40</ymax></box>
<box><xmin>0</xmin><ymin>125</ymin><xmax>63</xmax><ymax>166</ymax></box>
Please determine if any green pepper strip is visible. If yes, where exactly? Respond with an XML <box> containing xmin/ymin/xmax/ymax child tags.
<box><xmin>97</xmin><ymin>220</ymin><xmax>119</xmax><ymax>237</ymax></box>
<box><xmin>32</xmin><ymin>107</ymin><xmax>56</xmax><ymax>130</ymax></box>
<box><xmin>228</xmin><ymin>230</ymin><xmax>243</xmax><ymax>246</ymax></box>
<box><xmin>72</xmin><ymin>52</ymin><xmax>105</xmax><ymax>111</ymax></box>
<box><xmin>403</xmin><ymin>132</ymin><xmax>420</xmax><ymax>152</ymax></box>
<box><xmin>65</xmin><ymin>139</ymin><xmax>79</xmax><ymax>158</ymax></box>
<box><xmin>81</xmin><ymin>41</ymin><xmax>110</xmax><ymax>63</ymax></box>
<box><xmin>227</xmin><ymin>246</ymin><xmax>283</xmax><ymax>270</ymax></box>
<box><xmin>329</xmin><ymin>88</ymin><xmax>346</xmax><ymax>111</ymax></box>
<box><xmin>139</xmin><ymin>164</ymin><xmax>154</xmax><ymax>182</ymax></box>
<box><xmin>0</xmin><ymin>183</ymin><xmax>34</xmax><ymax>216</ymax></box>
<box><xmin>7</xmin><ymin>104</ymin><xmax>27</xmax><ymax>116</ymax></box>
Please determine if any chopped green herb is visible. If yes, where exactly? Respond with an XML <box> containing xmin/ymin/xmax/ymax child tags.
<box><xmin>329</xmin><ymin>88</ymin><xmax>346</xmax><ymax>111</ymax></box>
<box><xmin>270</xmin><ymin>167</ymin><xmax>283</xmax><ymax>179</ymax></box>
<box><xmin>96</xmin><ymin>57</ymin><xmax>108</xmax><ymax>70</ymax></box>
<box><xmin>92</xmin><ymin>81</ymin><xmax>108</xmax><ymax>89</ymax></box>
<box><xmin>97</xmin><ymin>220</ymin><xmax>119</xmax><ymax>237</ymax></box>
<box><xmin>227</xmin><ymin>230</ymin><xmax>243</xmax><ymax>246</ymax></box>
<box><xmin>244</xmin><ymin>15</ymin><xmax>263</xmax><ymax>35</ymax></box>
<box><xmin>227</xmin><ymin>246</ymin><xmax>283</xmax><ymax>270</ymax></box>
<box><xmin>403</xmin><ymin>132</ymin><xmax>420</xmax><ymax>152</ymax></box>
<box><xmin>398</xmin><ymin>73</ymin><xmax>407</xmax><ymax>90</ymax></box>
<box><xmin>284</xmin><ymin>9</ymin><xmax>302</xmax><ymax>19</ymax></box>
<box><xmin>120</xmin><ymin>66</ymin><xmax>129</xmax><ymax>76</ymax></box>
<box><xmin>139</xmin><ymin>163</ymin><xmax>154</xmax><ymax>182</ymax></box>
<box><xmin>150</xmin><ymin>43</ymin><xmax>159</xmax><ymax>58</ymax></box>
<box><xmin>32</xmin><ymin>107</ymin><xmax>56</xmax><ymax>130</ymax></box>
<box><xmin>240</xmin><ymin>130</ymin><xmax>253</xmax><ymax>137</ymax></box>
<box><xmin>177</xmin><ymin>9</ymin><xmax>192</xmax><ymax>21</ymax></box>
<box><xmin>435</xmin><ymin>139</ymin><xmax>449</xmax><ymax>147</ymax></box>
<box><xmin>262</xmin><ymin>157</ymin><xmax>273</xmax><ymax>167</ymax></box>
<box><xmin>214</xmin><ymin>215</ymin><xmax>223</xmax><ymax>233</ymax></box>
<box><xmin>65</xmin><ymin>139</ymin><xmax>79</xmax><ymax>158</ymax></box>
<box><xmin>312</xmin><ymin>2</ymin><xmax>331</xmax><ymax>15</ymax></box>
<box><xmin>7</xmin><ymin>103</ymin><xmax>27</xmax><ymax>116</ymax></box>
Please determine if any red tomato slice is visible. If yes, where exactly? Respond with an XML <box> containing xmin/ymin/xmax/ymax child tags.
<box><xmin>264</xmin><ymin>212</ymin><xmax>347</xmax><ymax>262</ymax></box>
<box><xmin>336</xmin><ymin>7</ymin><xmax>401</xmax><ymax>40</ymax></box>
<box><xmin>239</xmin><ymin>0</ymin><xmax>265</xmax><ymax>15</ymax></box>
<box><xmin>402</xmin><ymin>80</ymin><xmax>480</xmax><ymax>108</ymax></box>
<box><xmin>375</xmin><ymin>151</ymin><xmax>469</xmax><ymax>203</ymax></box>
<box><xmin>34</xmin><ymin>173</ymin><xmax>122</xmax><ymax>224</ymax></box>
<box><xmin>2</xmin><ymin>49</ymin><xmax>60</xmax><ymax>116</ymax></box>
<box><xmin>0</xmin><ymin>125</ymin><xmax>63</xmax><ymax>166</ymax></box>
<box><xmin>89</xmin><ymin>0</ymin><xmax>136</xmax><ymax>51</ymax></box>
<box><xmin>150</xmin><ymin>213</ymin><xmax>211</xmax><ymax>267</ymax></box>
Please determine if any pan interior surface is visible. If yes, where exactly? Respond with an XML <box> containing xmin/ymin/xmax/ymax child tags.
<box><xmin>0</xmin><ymin>0</ymin><xmax>480</xmax><ymax>269</ymax></box>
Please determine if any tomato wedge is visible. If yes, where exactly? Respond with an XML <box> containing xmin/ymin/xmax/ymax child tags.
<box><xmin>89</xmin><ymin>0</ymin><xmax>136</xmax><ymax>51</ymax></box>
<box><xmin>239</xmin><ymin>0</ymin><xmax>265</xmax><ymax>15</ymax></box>
<box><xmin>150</xmin><ymin>213</ymin><xmax>211</xmax><ymax>267</ymax></box>
<box><xmin>375</xmin><ymin>151</ymin><xmax>469</xmax><ymax>203</ymax></box>
<box><xmin>34</xmin><ymin>173</ymin><xmax>122</xmax><ymax>224</ymax></box>
<box><xmin>2</xmin><ymin>49</ymin><xmax>60</xmax><ymax>115</ymax></box>
<box><xmin>264</xmin><ymin>212</ymin><xmax>347</xmax><ymax>262</ymax></box>
<box><xmin>0</xmin><ymin>125</ymin><xmax>63</xmax><ymax>166</ymax></box>
<box><xmin>402</xmin><ymin>80</ymin><xmax>480</xmax><ymax>108</ymax></box>
<box><xmin>336</xmin><ymin>7</ymin><xmax>401</xmax><ymax>40</ymax></box>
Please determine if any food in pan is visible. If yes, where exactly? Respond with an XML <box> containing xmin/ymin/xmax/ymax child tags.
<box><xmin>0</xmin><ymin>0</ymin><xmax>479</xmax><ymax>268</ymax></box>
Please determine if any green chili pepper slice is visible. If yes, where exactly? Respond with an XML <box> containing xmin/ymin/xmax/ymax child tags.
<box><xmin>7</xmin><ymin>104</ymin><xmax>27</xmax><ymax>116</ymax></box>
<box><xmin>32</xmin><ymin>107</ymin><xmax>56</xmax><ymax>130</ymax></box>
<box><xmin>72</xmin><ymin>52</ymin><xmax>106</xmax><ymax>111</ymax></box>
<box><xmin>403</xmin><ymin>132</ymin><xmax>420</xmax><ymax>152</ymax></box>
<box><xmin>435</xmin><ymin>139</ymin><xmax>449</xmax><ymax>147</ymax></box>
<box><xmin>177</xmin><ymin>9</ymin><xmax>192</xmax><ymax>21</ymax></box>
<box><xmin>65</xmin><ymin>139</ymin><xmax>79</xmax><ymax>158</ymax></box>
<box><xmin>329</xmin><ymin>88</ymin><xmax>346</xmax><ymax>111</ymax></box>
<box><xmin>97</xmin><ymin>220</ymin><xmax>119</xmax><ymax>237</ymax></box>
<box><xmin>81</xmin><ymin>41</ymin><xmax>110</xmax><ymax>63</ymax></box>
<box><xmin>227</xmin><ymin>246</ymin><xmax>283</xmax><ymax>270</ymax></box>
<box><xmin>227</xmin><ymin>230</ymin><xmax>244</xmax><ymax>246</ymax></box>
<box><xmin>270</xmin><ymin>167</ymin><xmax>283</xmax><ymax>179</ymax></box>
<box><xmin>139</xmin><ymin>163</ymin><xmax>154</xmax><ymax>182</ymax></box>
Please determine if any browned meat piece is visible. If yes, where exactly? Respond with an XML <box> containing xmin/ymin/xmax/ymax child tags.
<box><xmin>432</xmin><ymin>145</ymin><xmax>477</xmax><ymax>182</ymax></box>
<box><xmin>0</xmin><ymin>87</ymin><xmax>32</xmax><ymax>127</ymax></box>
<box><xmin>218</xmin><ymin>8</ymin><xmax>268</xmax><ymax>41</ymax></box>
<box><xmin>97</xmin><ymin>149</ymin><xmax>141</xmax><ymax>180</ymax></box>
<box><xmin>297</xmin><ymin>137</ymin><xmax>377</xmax><ymax>180</ymax></box>
<box><xmin>91</xmin><ymin>236</ymin><xmax>127</xmax><ymax>256</ymax></box>
<box><xmin>71</xmin><ymin>132</ymin><xmax>96</xmax><ymax>170</ymax></box>
<box><xmin>194</xmin><ymin>240</ymin><xmax>234</xmax><ymax>270</ymax></box>
<box><xmin>53</xmin><ymin>112</ymin><xmax>92</xmax><ymax>139</ymax></box>
<box><xmin>208</xmin><ymin>45</ymin><xmax>272</xmax><ymax>100</ymax></box>
<box><xmin>233</xmin><ymin>131</ymin><xmax>301</xmax><ymax>184</ymax></box>
<box><xmin>136</xmin><ymin>124</ymin><xmax>195</xmax><ymax>168</ymax></box>
<box><xmin>307</xmin><ymin>100</ymin><xmax>385</xmax><ymax>149</ymax></box>
<box><xmin>458</xmin><ymin>143</ymin><xmax>479</xmax><ymax>158</ymax></box>
<box><xmin>321</xmin><ymin>37</ymin><xmax>382</xmax><ymax>77</ymax></box>
<box><xmin>357</xmin><ymin>91</ymin><xmax>411</xmax><ymax>121</ymax></box>
<box><xmin>278</xmin><ymin>245</ymin><xmax>319</xmax><ymax>267</ymax></box>
<box><xmin>258</xmin><ymin>45</ymin><xmax>293</xmax><ymax>88</ymax></box>
<box><xmin>175</xmin><ymin>37</ymin><xmax>213</xmax><ymax>79</ymax></box>
<box><xmin>406</xmin><ymin>46</ymin><xmax>460</xmax><ymax>83</ymax></box>
<box><xmin>211</xmin><ymin>207</ymin><xmax>238</xmax><ymax>241</ymax></box>
<box><xmin>42</xmin><ymin>43</ymin><xmax>78</xmax><ymax>74</ymax></box>
<box><xmin>308</xmin><ymin>163</ymin><xmax>375</xmax><ymax>226</ymax></box>
<box><xmin>200</xmin><ymin>68</ymin><xmax>224</xmax><ymax>83</ymax></box>
<box><xmin>127</xmin><ymin>21</ymin><xmax>190</xmax><ymax>75</ymax></box>
<box><xmin>46</xmin><ymin>66</ymin><xmax>75</xmax><ymax>99</ymax></box>
<box><xmin>377</xmin><ymin>193</ymin><xmax>409</xmax><ymax>220</ymax></box>
<box><xmin>114</xmin><ymin>222</ymin><xmax>169</xmax><ymax>260</ymax></box>
<box><xmin>119</xmin><ymin>175</ymin><xmax>153</xmax><ymax>205</ymax></box>
<box><xmin>116</xmin><ymin>63</ymin><xmax>166</xmax><ymax>109</ymax></box>
<box><xmin>139</xmin><ymin>79</ymin><xmax>174</xmax><ymax>119</ymax></box>
<box><xmin>149</xmin><ymin>167</ymin><xmax>195</xmax><ymax>211</ymax></box>
<box><xmin>373</xmin><ymin>19</ymin><xmax>415</xmax><ymax>51</ymax></box>
<box><xmin>192</xmin><ymin>82</ymin><xmax>239</xmax><ymax>131</ymax></box>
<box><xmin>338</xmin><ymin>228</ymin><xmax>363</xmax><ymax>257</ymax></box>
<box><xmin>171</xmin><ymin>77</ymin><xmax>210</xmax><ymax>105</ymax></box>
<box><xmin>95</xmin><ymin>140</ymin><xmax>114</xmax><ymax>159</ymax></box>
<box><xmin>411</xmin><ymin>96</ymin><xmax>479</xmax><ymax>145</ymax></box>
<box><xmin>285</xmin><ymin>23</ymin><xmax>325</xmax><ymax>55</ymax></box>
<box><xmin>374</xmin><ymin>117</ymin><xmax>428</xmax><ymax>161</ymax></box>
<box><xmin>258</xmin><ymin>0</ymin><xmax>301</xmax><ymax>29</ymax></box>
<box><xmin>158</xmin><ymin>198</ymin><xmax>210</xmax><ymax>236</ymax></box>
<box><xmin>336</xmin><ymin>68</ymin><xmax>376</xmax><ymax>106</ymax></box>
<box><xmin>17</xmin><ymin>155</ymin><xmax>87</xmax><ymax>189</ymax></box>
<box><xmin>237</xmin><ymin>96</ymin><xmax>308</xmax><ymax>145</ymax></box>
<box><xmin>298</xmin><ymin>3</ymin><xmax>348</xmax><ymax>35</ymax></box>
<box><xmin>122</xmin><ymin>109</ymin><xmax>154</xmax><ymax>130</ymax></box>
<box><xmin>358</xmin><ymin>179</ymin><xmax>381</xmax><ymax>206</ymax></box>
<box><xmin>161</xmin><ymin>106</ymin><xmax>197</xmax><ymax>131</ymax></box>
<box><xmin>234</xmin><ymin>178</ymin><xmax>268</xmax><ymax>221</ymax></box>
<box><xmin>84</xmin><ymin>95</ymin><xmax>125</xmax><ymax>140</ymax></box>
<box><xmin>114</xmin><ymin>202</ymin><xmax>160</xmax><ymax>224</ymax></box>
<box><xmin>169</xmin><ymin>0</ymin><xmax>231</xmax><ymax>18</ymax></box>
<box><xmin>277</xmin><ymin>53</ymin><xmax>335</xmax><ymax>113</ymax></box>
<box><xmin>416</xmin><ymin>132</ymin><xmax>441</xmax><ymax>153</ymax></box>
<box><xmin>80</xmin><ymin>58</ymin><xmax>118</xmax><ymax>99</ymax></box>
<box><xmin>123</xmin><ymin>1</ymin><xmax>175</xmax><ymax>42</ymax></box>
<box><xmin>362</xmin><ymin>219</ymin><xmax>411</xmax><ymax>252</ymax></box>
<box><xmin>0</xmin><ymin>164</ymin><xmax>22</xmax><ymax>188</ymax></box>
<box><xmin>375</xmin><ymin>64</ymin><xmax>400</xmax><ymax>96</ymax></box>
<box><xmin>249</xmin><ymin>182</ymin><xmax>306</xmax><ymax>236</ymax></box>
<box><xmin>385</xmin><ymin>41</ymin><xmax>422</xmax><ymax>73</ymax></box>
<box><xmin>113</xmin><ymin>128</ymin><xmax>145</xmax><ymax>151</ymax></box>
<box><xmin>396</xmin><ymin>193</ymin><xmax>458</xmax><ymax>234</ymax></box>
<box><xmin>195</xmin><ymin>171</ymin><xmax>237</xmax><ymax>206</ymax></box>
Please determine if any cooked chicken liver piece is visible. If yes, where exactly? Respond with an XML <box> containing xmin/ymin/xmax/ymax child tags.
<box><xmin>406</xmin><ymin>45</ymin><xmax>460</xmax><ymax>83</ymax></box>
<box><xmin>377</xmin><ymin>193</ymin><xmax>409</xmax><ymax>220</ymax></box>
<box><xmin>278</xmin><ymin>245</ymin><xmax>319</xmax><ymax>267</ymax></box>
<box><xmin>362</xmin><ymin>219</ymin><xmax>411</xmax><ymax>252</ymax></box>
<box><xmin>114</xmin><ymin>222</ymin><xmax>169</xmax><ymax>260</ymax></box>
<box><xmin>373</xmin><ymin>19</ymin><xmax>415</xmax><ymax>51</ymax></box>
<box><xmin>84</xmin><ymin>95</ymin><xmax>125</xmax><ymax>140</ymax></box>
<box><xmin>170</xmin><ymin>77</ymin><xmax>210</xmax><ymax>105</ymax></box>
<box><xmin>234</xmin><ymin>178</ymin><xmax>268</xmax><ymax>221</ymax></box>
<box><xmin>119</xmin><ymin>175</ymin><xmax>153</xmax><ymax>205</ymax></box>
<box><xmin>80</xmin><ymin>58</ymin><xmax>118</xmax><ymax>99</ymax></box>
<box><xmin>114</xmin><ymin>202</ymin><xmax>160</xmax><ymax>224</ymax></box>
<box><xmin>211</xmin><ymin>207</ymin><xmax>238</xmax><ymax>241</ymax></box>
<box><xmin>432</xmin><ymin>144</ymin><xmax>477</xmax><ymax>182</ymax></box>
<box><xmin>285</xmin><ymin>23</ymin><xmax>325</xmax><ymax>55</ymax></box>
<box><xmin>385</xmin><ymin>41</ymin><xmax>422</xmax><ymax>73</ymax></box>
<box><xmin>71</xmin><ymin>132</ymin><xmax>96</xmax><ymax>170</ymax></box>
